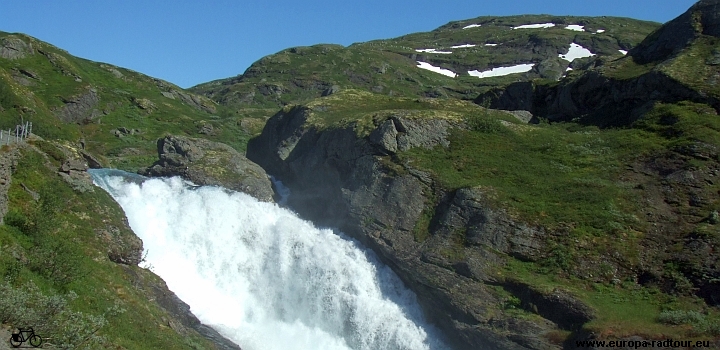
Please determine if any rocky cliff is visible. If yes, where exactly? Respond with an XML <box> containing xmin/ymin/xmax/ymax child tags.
<box><xmin>247</xmin><ymin>93</ymin><xmax>601</xmax><ymax>349</ymax></box>
<box><xmin>246</xmin><ymin>74</ymin><xmax>720</xmax><ymax>347</ymax></box>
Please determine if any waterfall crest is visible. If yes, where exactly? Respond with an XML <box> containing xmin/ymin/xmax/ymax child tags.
<box><xmin>89</xmin><ymin>169</ymin><xmax>449</xmax><ymax>350</ymax></box>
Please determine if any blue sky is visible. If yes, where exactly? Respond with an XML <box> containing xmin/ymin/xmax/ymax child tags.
<box><xmin>0</xmin><ymin>0</ymin><xmax>697</xmax><ymax>88</ymax></box>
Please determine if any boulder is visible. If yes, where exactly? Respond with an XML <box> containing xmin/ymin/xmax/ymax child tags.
<box><xmin>141</xmin><ymin>135</ymin><xmax>274</xmax><ymax>202</ymax></box>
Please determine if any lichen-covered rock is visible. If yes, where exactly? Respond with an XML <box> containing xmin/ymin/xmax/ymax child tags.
<box><xmin>141</xmin><ymin>135</ymin><xmax>274</xmax><ymax>202</ymax></box>
<box><xmin>54</xmin><ymin>88</ymin><xmax>101</xmax><ymax>123</ymax></box>
<box><xmin>0</xmin><ymin>36</ymin><xmax>34</xmax><ymax>60</ymax></box>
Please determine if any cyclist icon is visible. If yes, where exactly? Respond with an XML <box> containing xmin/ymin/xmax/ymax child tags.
<box><xmin>9</xmin><ymin>327</ymin><xmax>43</xmax><ymax>348</ymax></box>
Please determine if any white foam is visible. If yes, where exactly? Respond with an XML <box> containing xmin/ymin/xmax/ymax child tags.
<box><xmin>484</xmin><ymin>43</ymin><xmax>498</xmax><ymax>47</ymax></box>
<box><xmin>451</xmin><ymin>44</ymin><xmax>476</xmax><ymax>49</ymax></box>
<box><xmin>417</xmin><ymin>61</ymin><xmax>457</xmax><ymax>77</ymax></box>
<box><xmin>619</xmin><ymin>50</ymin><xmax>628</xmax><ymax>55</ymax></box>
<box><xmin>559</xmin><ymin>43</ymin><xmax>595</xmax><ymax>62</ymax></box>
<box><xmin>90</xmin><ymin>171</ymin><xmax>450</xmax><ymax>350</ymax></box>
<box><xmin>463</xmin><ymin>24</ymin><xmax>482</xmax><ymax>29</ymax></box>
<box><xmin>596</xmin><ymin>29</ymin><xmax>606</xmax><ymax>33</ymax></box>
<box><xmin>513</xmin><ymin>23</ymin><xmax>555</xmax><ymax>29</ymax></box>
<box><xmin>415</xmin><ymin>49</ymin><xmax>453</xmax><ymax>54</ymax></box>
<box><xmin>565</xmin><ymin>25</ymin><xmax>585</xmax><ymax>32</ymax></box>
<box><xmin>468</xmin><ymin>63</ymin><xmax>535</xmax><ymax>78</ymax></box>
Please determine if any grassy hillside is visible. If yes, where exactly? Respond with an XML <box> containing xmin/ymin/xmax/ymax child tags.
<box><xmin>0</xmin><ymin>31</ymin><xmax>267</xmax><ymax>171</ymax></box>
<box><xmin>190</xmin><ymin>15</ymin><xmax>660</xmax><ymax>110</ymax></box>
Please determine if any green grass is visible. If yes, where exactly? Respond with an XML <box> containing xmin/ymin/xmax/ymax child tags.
<box><xmin>190</xmin><ymin>14</ymin><xmax>659</xmax><ymax>115</ymax></box>
<box><xmin>0</xmin><ymin>145</ymin><xmax>218</xmax><ymax>349</ymax></box>
<box><xmin>400</xmin><ymin>119</ymin><xmax>664</xmax><ymax>235</ymax></box>
<box><xmin>501</xmin><ymin>259</ymin><xmax>720</xmax><ymax>340</ymax></box>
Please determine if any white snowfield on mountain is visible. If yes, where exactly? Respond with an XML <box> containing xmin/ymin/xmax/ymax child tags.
<box><xmin>559</xmin><ymin>43</ymin><xmax>595</xmax><ymax>62</ymax></box>
<box><xmin>468</xmin><ymin>64</ymin><xmax>535</xmax><ymax>78</ymax></box>
<box><xmin>416</xmin><ymin>61</ymin><xmax>457</xmax><ymax>77</ymax></box>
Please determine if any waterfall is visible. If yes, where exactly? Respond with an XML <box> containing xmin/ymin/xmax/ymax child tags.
<box><xmin>89</xmin><ymin>169</ymin><xmax>449</xmax><ymax>350</ymax></box>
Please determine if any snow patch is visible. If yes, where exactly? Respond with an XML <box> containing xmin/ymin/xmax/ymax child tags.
<box><xmin>417</xmin><ymin>61</ymin><xmax>457</xmax><ymax>78</ymax></box>
<box><xmin>484</xmin><ymin>43</ymin><xmax>498</xmax><ymax>47</ymax></box>
<box><xmin>565</xmin><ymin>25</ymin><xmax>585</xmax><ymax>32</ymax></box>
<box><xmin>463</xmin><ymin>24</ymin><xmax>482</xmax><ymax>29</ymax></box>
<box><xmin>513</xmin><ymin>23</ymin><xmax>555</xmax><ymax>29</ymax></box>
<box><xmin>415</xmin><ymin>48</ymin><xmax>453</xmax><ymax>54</ymax></box>
<box><xmin>468</xmin><ymin>64</ymin><xmax>535</xmax><ymax>78</ymax></box>
<box><xmin>619</xmin><ymin>50</ymin><xmax>628</xmax><ymax>55</ymax></box>
<box><xmin>451</xmin><ymin>44</ymin><xmax>476</xmax><ymax>49</ymax></box>
<box><xmin>566</xmin><ymin>67</ymin><xmax>573</xmax><ymax>71</ymax></box>
<box><xmin>559</xmin><ymin>43</ymin><xmax>595</xmax><ymax>62</ymax></box>
<box><xmin>596</xmin><ymin>29</ymin><xmax>606</xmax><ymax>33</ymax></box>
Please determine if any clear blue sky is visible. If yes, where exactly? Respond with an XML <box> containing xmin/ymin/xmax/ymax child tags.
<box><xmin>0</xmin><ymin>0</ymin><xmax>697</xmax><ymax>88</ymax></box>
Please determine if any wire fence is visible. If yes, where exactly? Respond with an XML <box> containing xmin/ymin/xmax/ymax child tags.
<box><xmin>0</xmin><ymin>121</ymin><xmax>32</xmax><ymax>146</ymax></box>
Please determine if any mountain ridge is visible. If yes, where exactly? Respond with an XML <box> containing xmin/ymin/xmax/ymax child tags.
<box><xmin>1</xmin><ymin>2</ymin><xmax>720</xmax><ymax>349</ymax></box>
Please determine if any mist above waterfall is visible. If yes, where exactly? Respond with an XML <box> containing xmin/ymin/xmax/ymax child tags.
<box><xmin>90</xmin><ymin>170</ymin><xmax>449</xmax><ymax>350</ymax></box>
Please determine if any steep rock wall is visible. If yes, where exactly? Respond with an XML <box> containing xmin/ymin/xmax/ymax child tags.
<box><xmin>247</xmin><ymin>107</ymin><xmax>592</xmax><ymax>349</ymax></box>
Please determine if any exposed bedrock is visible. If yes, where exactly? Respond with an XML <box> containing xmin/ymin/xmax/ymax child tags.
<box><xmin>247</xmin><ymin>106</ymin><xmax>591</xmax><ymax>349</ymax></box>
<box><xmin>140</xmin><ymin>135</ymin><xmax>274</xmax><ymax>202</ymax></box>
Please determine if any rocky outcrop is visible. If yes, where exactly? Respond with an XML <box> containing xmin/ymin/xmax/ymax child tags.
<box><xmin>477</xmin><ymin>70</ymin><xmax>720</xmax><ymax>127</ymax></box>
<box><xmin>154</xmin><ymin>78</ymin><xmax>217</xmax><ymax>113</ymax></box>
<box><xmin>141</xmin><ymin>135</ymin><xmax>274</xmax><ymax>202</ymax></box>
<box><xmin>54</xmin><ymin>88</ymin><xmax>102</xmax><ymax>123</ymax></box>
<box><xmin>247</xmin><ymin>106</ymin><xmax>591</xmax><ymax>349</ymax></box>
<box><xmin>631</xmin><ymin>0</ymin><xmax>720</xmax><ymax>64</ymax></box>
<box><xmin>0</xmin><ymin>36</ymin><xmax>34</xmax><ymax>60</ymax></box>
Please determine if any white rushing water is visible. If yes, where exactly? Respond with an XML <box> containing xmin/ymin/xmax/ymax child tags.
<box><xmin>89</xmin><ymin>169</ymin><xmax>449</xmax><ymax>350</ymax></box>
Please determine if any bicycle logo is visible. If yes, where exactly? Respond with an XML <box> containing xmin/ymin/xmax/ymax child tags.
<box><xmin>8</xmin><ymin>327</ymin><xmax>43</xmax><ymax>348</ymax></box>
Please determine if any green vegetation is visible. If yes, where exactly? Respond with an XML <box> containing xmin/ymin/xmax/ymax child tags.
<box><xmin>500</xmin><ymin>259</ymin><xmax>720</xmax><ymax>340</ymax></box>
<box><xmin>0</xmin><ymin>31</ymin><xmax>270</xmax><ymax>172</ymax></box>
<box><xmin>190</xmin><ymin>15</ymin><xmax>659</xmax><ymax>113</ymax></box>
<box><xmin>401</xmin><ymin>118</ymin><xmax>661</xmax><ymax>235</ymax></box>
<box><xmin>0</xmin><ymin>144</ymin><xmax>217</xmax><ymax>349</ymax></box>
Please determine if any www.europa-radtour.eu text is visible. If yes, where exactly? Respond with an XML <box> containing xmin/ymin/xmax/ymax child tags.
<box><xmin>575</xmin><ymin>339</ymin><xmax>713</xmax><ymax>348</ymax></box>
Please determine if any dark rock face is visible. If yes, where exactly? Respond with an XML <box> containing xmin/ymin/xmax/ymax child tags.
<box><xmin>247</xmin><ymin>108</ymin><xmax>589</xmax><ymax>349</ymax></box>
<box><xmin>437</xmin><ymin>188</ymin><xmax>546</xmax><ymax>262</ymax></box>
<box><xmin>478</xmin><ymin>71</ymin><xmax>720</xmax><ymax>127</ymax></box>
<box><xmin>141</xmin><ymin>135</ymin><xmax>274</xmax><ymax>202</ymax></box>
<box><xmin>54</xmin><ymin>88</ymin><xmax>101</xmax><ymax>123</ymax></box>
<box><xmin>631</xmin><ymin>0</ymin><xmax>720</xmax><ymax>64</ymax></box>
